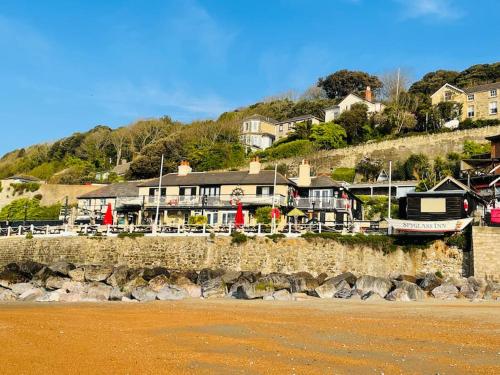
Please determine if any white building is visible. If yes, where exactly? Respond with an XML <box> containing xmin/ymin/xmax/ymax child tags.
<box><xmin>325</xmin><ymin>86</ymin><xmax>385</xmax><ymax>122</ymax></box>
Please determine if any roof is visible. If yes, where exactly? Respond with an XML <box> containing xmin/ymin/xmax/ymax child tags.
<box><xmin>276</xmin><ymin>114</ymin><xmax>321</xmax><ymax>124</ymax></box>
<box><xmin>485</xmin><ymin>134</ymin><xmax>500</xmax><ymax>142</ymax></box>
<box><xmin>325</xmin><ymin>93</ymin><xmax>382</xmax><ymax>110</ymax></box>
<box><xmin>430</xmin><ymin>176</ymin><xmax>471</xmax><ymax>192</ymax></box>
<box><xmin>309</xmin><ymin>175</ymin><xmax>342</xmax><ymax>188</ymax></box>
<box><xmin>7</xmin><ymin>175</ymin><xmax>41</xmax><ymax>182</ymax></box>
<box><xmin>78</xmin><ymin>181</ymin><xmax>143</xmax><ymax>199</ymax></box>
<box><xmin>138</xmin><ymin>170</ymin><xmax>295</xmax><ymax>187</ymax></box>
<box><xmin>243</xmin><ymin>114</ymin><xmax>278</xmax><ymax>124</ymax></box>
<box><xmin>348</xmin><ymin>180</ymin><xmax>419</xmax><ymax>188</ymax></box>
<box><xmin>430</xmin><ymin>83</ymin><xmax>465</xmax><ymax>97</ymax></box>
<box><xmin>464</xmin><ymin>82</ymin><xmax>500</xmax><ymax>94</ymax></box>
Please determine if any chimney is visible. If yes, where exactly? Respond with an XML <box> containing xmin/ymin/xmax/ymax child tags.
<box><xmin>178</xmin><ymin>160</ymin><xmax>192</xmax><ymax>176</ymax></box>
<box><xmin>365</xmin><ymin>86</ymin><xmax>372</xmax><ymax>102</ymax></box>
<box><xmin>297</xmin><ymin>160</ymin><xmax>311</xmax><ymax>187</ymax></box>
<box><xmin>248</xmin><ymin>157</ymin><xmax>261</xmax><ymax>174</ymax></box>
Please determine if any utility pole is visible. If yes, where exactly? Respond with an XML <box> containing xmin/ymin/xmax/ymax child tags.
<box><xmin>271</xmin><ymin>163</ymin><xmax>277</xmax><ymax>234</ymax></box>
<box><xmin>64</xmin><ymin>196</ymin><xmax>69</xmax><ymax>224</ymax></box>
<box><xmin>154</xmin><ymin>154</ymin><xmax>164</xmax><ymax>232</ymax></box>
<box><xmin>388</xmin><ymin>161</ymin><xmax>392</xmax><ymax>220</ymax></box>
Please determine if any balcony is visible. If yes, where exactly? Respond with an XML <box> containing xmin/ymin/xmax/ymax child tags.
<box><xmin>292</xmin><ymin>197</ymin><xmax>350</xmax><ymax>211</ymax></box>
<box><xmin>144</xmin><ymin>194</ymin><xmax>288</xmax><ymax>208</ymax></box>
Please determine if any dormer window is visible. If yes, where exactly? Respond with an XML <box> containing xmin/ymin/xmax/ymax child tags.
<box><xmin>490</xmin><ymin>89</ymin><xmax>497</xmax><ymax>97</ymax></box>
<box><xmin>467</xmin><ymin>94</ymin><xmax>474</xmax><ymax>101</ymax></box>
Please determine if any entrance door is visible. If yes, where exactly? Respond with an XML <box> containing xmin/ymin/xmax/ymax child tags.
<box><xmin>206</xmin><ymin>211</ymin><xmax>219</xmax><ymax>225</ymax></box>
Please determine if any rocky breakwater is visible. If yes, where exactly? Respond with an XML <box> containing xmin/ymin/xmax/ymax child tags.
<box><xmin>0</xmin><ymin>261</ymin><xmax>498</xmax><ymax>303</ymax></box>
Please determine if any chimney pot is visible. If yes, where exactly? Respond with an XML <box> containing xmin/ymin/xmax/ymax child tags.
<box><xmin>365</xmin><ymin>86</ymin><xmax>372</xmax><ymax>102</ymax></box>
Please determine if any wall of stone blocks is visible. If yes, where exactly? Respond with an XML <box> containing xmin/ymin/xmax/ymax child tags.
<box><xmin>473</xmin><ymin>227</ymin><xmax>500</xmax><ymax>281</ymax></box>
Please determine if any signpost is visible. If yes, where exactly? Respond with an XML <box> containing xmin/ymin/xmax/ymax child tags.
<box><xmin>387</xmin><ymin>218</ymin><xmax>473</xmax><ymax>234</ymax></box>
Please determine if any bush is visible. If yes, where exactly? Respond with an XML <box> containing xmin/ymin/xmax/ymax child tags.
<box><xmin>0</xmin><ymin>198</ymin><xmax>61</xmax><ymax>221</ymax></box>
<box><xmin>331</xmin><ymin>168</ymin><xmax>355</xmax><ymax>183</ymax></box>
<box><xmin>265</xmin><ymin>233</ymin><xmax>285</xmax><ymax>243</ymax></box>
<box><xmin>25</xmin><ymin>231</ymin><xmax>33</xmax><ymax>239</ymax></box>
<box><xmin>358</xmin><ymin>195</ymin><xmax>398</xmax><ymax>220</ymax></box>
<box><xmin>445</xmin><ymin>233</ymin><xmax>466</xmax><ymax>249</ymax></box>
<box><xmin>257</xmin><ymin>140</ymin><xmax>316</xmax><ymax>160</ymax></box>
<box><xmin>255</xmin><ymin>206</ymin><xmax>273</xmax><ymax>224</ymax></box>
<box><xmin>11</xmin><ymin>182</ymin><xmax>40</xmax><ymax>196</ymax></box>
<box><xmin>230</xmin><ymin>231</ymin><xmax>248</xmax><ymax>245</ymax></box>
<box><xmin>117</xmin><ymin>232</ymin><xmax>145</xmax><ymax>239</ymax></box>
<box><xmin>188</xmin><ymin>215</ymin><xmax>208</xmax><ymax>225</ymax></box>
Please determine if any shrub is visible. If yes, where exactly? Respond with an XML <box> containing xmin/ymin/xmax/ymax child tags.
<box><xmin>0</xmin><ymin>198</ymin><xmax>61</xmax><ymax>221</ymax></box>
<box><xmin>255</xmin><ymin>206</ymin><xmax>273</xmax><ymax>224</ymax></box>
<box><xmin>25</xmin><ymin>231</ymin><xmax>33</xmax><ymax>239</ymax></box>
<box><xmin>259</xmin><ymin>140</ymin><xmax>316</xmax><ymax>160</ymax></box>
<box><xmin>188</xmin><ymin>215</ymin><xmax>208</xmax><ymax>225</ymax></box>
<box><xmin>331</xmin><ymin>167</ymin><xmax>355</xmax><ymax>183</ymax></box>
<box><xmin>445</xmin><ymin>233</ymin><xmax>466</xmax><ymax>249</ymax></box>
<box><xmin>11</xmin><ymin>182</ymin><xmax>40</xmax><ymax>196</ymax></box>
<box><xmin>117</xmin><ymin>232</ymin><xmax>145</xmax><ymax>239</ymax></box>
<box><xmin>230</xmin><ymin>231</ymin><xmax>248</xmax><ymax>245</ymax></box>
<box><xmin>265</xmin><ymin>233</ymin><xmax>286</xmax><ymax>243</ymax></box>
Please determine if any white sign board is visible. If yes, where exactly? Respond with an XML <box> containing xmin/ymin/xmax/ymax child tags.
<box><xmin>387</xmin><ymin>218</ymin><xmax>473</xmax><ymax>233</ymax></box>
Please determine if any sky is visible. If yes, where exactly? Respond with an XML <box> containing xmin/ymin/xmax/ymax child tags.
<box><xmin>0</xmin><ymin>0</ymin><xmax>499</xmax><ymax>155</ymax></box>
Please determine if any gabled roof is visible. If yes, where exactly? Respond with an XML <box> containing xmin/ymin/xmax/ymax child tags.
<box><xmin>7</xmin><ymin>175</ymin><xmax>41</xmax><ymax>182</ymax></box>
<box><xmin>430</xmin><ymin>176</ymin><xmax>471</xmax><ymax>193</ymax></box>
<box><xmin>243</xmin><ymin>114</ymin><xmax>278</xmax><ymax>124</ymax></box>
<box><xmin>485</xmin><ymin>134</ymin><xmax>500</xmax><ymax>142</ymax></box>
<box><xmin>430</xmin><ymin>83</ymin><xmax>465</xmax><ymax>97</ymax></box>
<box><xmin>276</xmin><ymin>114</ymin><xmax>321</xmax><ymax>124</ymax></box>
<box><xmin>464</xmin><ymin>82</ymin><xmax>500</xmax><ymax>94</ymax></box>
<box><xmin>138</xmin><ymin>170</ymin><xmax>295</xmax><ymax>188</ymax></box>
<box><xmin>78</xmin><ymin>181</ymin><xmax>144</xmax><ymax>199</ymax></box>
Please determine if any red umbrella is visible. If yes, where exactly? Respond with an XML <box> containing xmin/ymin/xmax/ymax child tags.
<box><xmin>103</xmin><ymin>203</ymin><xmax>113</xmax><ymax>225</ymax></box>
<box><xmin>234</xmin><ymin>202</ymin><xmax>244</xmax><ymax>228</ymax></box>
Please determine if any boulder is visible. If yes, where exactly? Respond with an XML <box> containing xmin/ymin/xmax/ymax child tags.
<box><xmin>131</xmin><ymin>286</ymin><xmax>157</xmax><ymax>302</ymax></box>
<box><xmin>86</xmin><ymin>283</ymin><xmax>112</xmax><ymax>301</ymax></box>
<box><xmin>9</xmin><ymin>283</ymin><xmax>34</xmax><ymax>295</ymax></box>
<box><xmin>289</xmin><ymin>272</ymin><xmax>319</xmax><ymax>294</ymax></box>
<box><xmin>432</xmin><ymin>283</ymin><xmax>459</xmax><ymax>299</ymax></box>
<box><xmin>157</xmin><ymin>285</ymin><xmax>188</xmax><ymax>301</ymax></box>
<box><xmin>386</xmin><ymin>288</ymin><xmax>411</xmax><ymax>302</ymax></box>
<box><xmin>48</xmin><ymin>261</ymin><xmax>75</xmax><ymax>276</ymax></box>
<box><xmin>59</xmin><ymin>292</ymin><xmax>86</xmax><ymax>303</ymax></box>
<box><xmin>221</xmin><ymin>271</ymin><xmax>242</xmax><ymax>285</ymax></box>
<box><xmin>36</xmin><ymin>289</ymin><xmax>66</xmax><ymax>302</ymax></box>
<box><xmin>418</xmin><ymin>273</ymin><xmax>442</xmax><ymax>292</ymax></box>
<box><xmin>33</xmin><ymin>267</ymin><xmax>58</xmax><ymax>284</ymax></box>
<box><xmin>169</xmin><ymin>270</ymin><xmax>199</xmax><ymax>284</ymax></box>
<box><xmin>61</xmin><ymin>280</ymin><xmax>86</xmax><ymax>293</ymax></box>
<box><xmin>394</xmin><ymin>274</ymin><xmax>417</xmax><ymax>284</ymax></box>
<box><xmin>68</xmin><ymin>267</ymin><xmax>85</xmax><ymax>282</ymax></box>
<box><xmin>263</xmin><ymin>289</ymin><xmax>293</xmax><ymax>301</ymax></box>
<box><xmin>483</xmin><ymin>281</ymin><xmax>500</xmax><ymax>300</ymax></box>
<box><xmin>122</xmin><ymin>276</ymin><xmax>148</xmax><ymax>295</ymax></box>
<box><xmin>0</xmin><ymin>269</ymin><xmax>29</xmax><ymax>284</ymax></box>
<box><xmin>316</xmin><ymin>272</ymin><xmax>329</xmax><ymax>285</ymax></box>
<box><xmin>394</xmin><ymin>280</ymin><xmax>426</xmax><ymax>300</ymax></box>
<box><xmin>142</xmin><ymin>267</ymin><xmax>169</xmax><ymax>281</ymax></box>
<box><xmin>19</xmin><ymin>288</ymin><xmax>45</xmax><ymax>301</ymax></box>
<box><xmin>258</xmin><ymin>273</ymin><xmax>291</xmax><ymax>291</ymax></box>
<box><xmin>460</xmin><ymin>277</ymin><xmax>482</xmax><ymax>299</ymax></box>
<box><xmin>197</xmin><ymin>268</ymin><xmax>225</xmax><ymax>285</ymax></box>
<box><xmin>45</xmin><ymin>276</ymin><xmax>68</xmax><ymax>290</ymax></box>
<box><xmin>174</xmin><ymin>277</ymin><xmax>201</xmax><ymax>298</ymax></box>
<box><xmin>106</xmin><ymin>266</ymin><xmax>129</xmax><ymax>288</ymax></box>
<box><xmin>355</xmin><ymin>276</ymin><xmax>393</xmax><ymax>298</ymax></box>
<box><xmin>17</xmin><ymin>261</ymin><xmax>44</xmax><ymax>277</ymax></box>
<box><xmin>327</xmin><ymin>272</ymin><xmax>357</xmax><ymax>287</ymax></box>
<box><xmin>148</xmin><ymin>275</ymin><xmax>170</xmax><ymax>292</ymax></box>
<box><xmin>201</xmin><ymin>277</ymin><xmax>227</xmax><ymax>299</ymax></box>
<box><xmin>333</xmin><ymin>287</ymin><xmax>354</xmax><ymax>299</ymax></box>
<box><xmin>315</xmin><ymin>279</ymin><xmax>350</xmax><ymax>299</ymax></box>
<box><xmin>0</xmin><ymin>288</ymin><xmax>17</xmax><ymax>301</ymax></box>
<box><xmin>109</xmin><ymin>287</ymin><xmax>125</xmax><ymax>301</ymax></box>
<box><xmin>85</xmin><ymin>265</ymin><xmax>113</xmax><ymax>282</ymax></box>
<box><xmin>362</xmin><ymin>291</ymin><xmax>384</xmax><ymax>301</ymax></box>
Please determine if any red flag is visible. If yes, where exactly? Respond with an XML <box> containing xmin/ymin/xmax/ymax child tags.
<box><xmin>234</xmin><ymin>202</ymin><xmax>244</xmax><ymax>228</ymax></box>
<box><xmin>103</xmin><ymin>203</ymin><xmax>113</xmax><ymax>225</ymax></box>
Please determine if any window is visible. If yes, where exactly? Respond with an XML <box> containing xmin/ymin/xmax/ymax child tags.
<box><xmin>490</xmin><ymin>89</ymin><xmax>497</xmax><ymax>97</ymax></box>
<box><xmin>467</xmin><ymin>94</ymin><xmax>474</xmax><ymax>101</ymax></box>
<box><xmin>243</xmin><ymin>122</ymin><xmax>250</xmax><ymax>132</ymax></box>
<box><xmin>251</xmin><ymin>121</ymin><xmax>259</xmax><ymax>132</ymax></box>
<box><xmin>467</xmin><ymin>105</ymin><xmax>475</xmax><ymax>118</ymax></box>
<box><xmin>256</xmin><ymin>186</ymin><xmax>274</xmax><ymax>196</ymax></box>
<box><xmin>149</xmin><ymin>188</ymin><xmax>166</xmax><ymax>196</ymax></box>
<box><xmin>490</xmin><ymin>101</ymin><xmax>498</xmax><ymax>115</ymax></box>
<box><xmin>279</xmin><ymin>124</ymin><xmax>283</xmax><ymax>132</ymax></box>
<box><xmin>200</xmin><ymin>186</ymin><xmax>220</xmax><ymax>196</ymax></box>
<box><xmin>179</xmin><ymin>187</ymin><xmax>196</xmax><ymax>196</ymax></box>
<box><xmin>444</xmin><ymin>91</ymin><xmax>452</xmax><ymax>101</ymax></box>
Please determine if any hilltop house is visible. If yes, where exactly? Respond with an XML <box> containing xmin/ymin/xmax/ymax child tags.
<box><xmin>431</xmin><ymin>82</ymin><xmax>499</xmax><ymax>122</ymax></box>
<box><xmin>240</xmin><ymin>114</ymin><xmax>278</xmax><ymax>151</ymax></box>
<box><xmin>324</xmin><ymin>86</ymin><xmax>385</xmax><ymax>122</ymax></box>
<box><xmin>275</xmin><ymin>114</ymin><xmax>321</xmax><ymax>140</ymax></box>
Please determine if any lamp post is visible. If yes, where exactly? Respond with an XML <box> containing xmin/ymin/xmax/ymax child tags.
<box><xmin>23</xmin><ymin>201</ymin><xmax>28</xmax><ymax>226</ymax></box>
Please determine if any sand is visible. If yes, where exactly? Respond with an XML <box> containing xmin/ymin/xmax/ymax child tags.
<box><xmin>0</xmin><ymin>299</ymin><xmax>498</xmax><ymax>374</ymax></box>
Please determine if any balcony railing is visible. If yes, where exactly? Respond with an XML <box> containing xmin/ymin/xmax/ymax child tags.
<box><xmin>144</xmin><ymin>194</ymin><xmax>288</xmax><ymax>208</ymax></box>
<box><xmin>292</xmin><ymin>197</ymin><xmax>350</xmax><ymax>211</ymax></box>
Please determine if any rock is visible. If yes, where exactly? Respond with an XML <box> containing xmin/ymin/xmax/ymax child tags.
<box><xmin>333</xmin><ymin>287</ymin><xmax>354</xmax><ymax>299</ymax></box>
<box><xmin>106</xmin><ymin>266</ymin><xmax>129</xmax><ymax>288</ymax></box>
<box><xmin>482</xmin><ymin>280</ymin><xmax>500</xmax><ymax>300</ymax></box>
<box><xmin>148</xmin><ymin>275</ymin><xmax>170</xmax><ymax>292</ymax></box>
<box><xmin>0</xmin><ymin>288</ymin><xmax>17</xmax><ymax>301</ymax></box>
<box><xmin>19</xmin><ymin>288</ymin><xmax>45</xmax><ymax>301</ymax></box>
<box><xmin>110</xmin><ymin>287</ymin><xmax>125</xmax><ymax>301</ymax></box>
<box><xmin>197</xmin><ymin>268</ymin><xmax>225</xmax><ymax>285</ymax></box>
<box><xmin>394</xmin><ymin>280</ymin><xmax>426</xmax><ymax>300</ymax></box>
<box><xmin>121</xmin><ymin>296</ymin><xmax>138</xmax><ymax>303</ymax></box>
<box><xmin>59</xmin><ymin>292</ymin><xmax>86</xmax><ymax>302</ymax></box>
<box><xmin>61</xmin><ymin>280</ymin><xmax>86</xmax><ymax>293</ymax></box>
<box><xmin>263</xmin><ymin>289</ymin><xmax>293</xmax><ymax>301</ymax></box>
<box><xmin>17</xmin><ymin>261</ymin><xmax>44</xmax><ymax>277</ymax></box>
<box><xmin>432</xmin><ymin>283</ymin><xmax>459</xmax><ymax>299</ymax></box>
<box><xmin>201</xmin><ymin>277</ymin><xmax>227</xmax><ymax>299</ymax></box>
<box><xmin>315</xmin><ymin>279</ymin><xmax>350</xmax><ymax>299</ymax></box>
<box><xmin>221</xmin><ymin>271</ymin><xmax>242</xmax><ymax>285</ymax></box>
<box><xmin>174</xmin><ymin>278</ymin><xmax>201</xmax><ymax>298</ymax></box>
<box><xmin>33</xmin><ymin>267</ymin><xmax>58</xmax><ymax>283</ymax></box>
<box><xmin>355</xmin><ymin>276</ymin><xmax>392</xmax><ymax>298</ymax></box>
<box><xmin>460</xmin><ymin>277</ymin><xmax>482</xmax><ymax>299</ymax></box>
<box><xmin>68</xmin><ymin>267</ymin><xmax>85</xmax><ymax>282</ymax></box>
<box><xmin>0</xmin><ymin>269</ymin><xmax>29</xmax><ymax>284</ymax></box>
<box><xmin>169</xmin><ymin>270</ymin><xmax>199</xmax><ymax>284</ymax></box>
<box><xmin>257</xmin><ymin>273</ymin><xmax>291</xmax><ymax>291</ymax></box>
<box><xmin>45</xmin><ymin>276</ymin><xmax>68</xmax><ymax>290</ymax></box>
<box><xmin>316</xmin><ymin>272</ymin><xmax>329</xmax><ymax>285</ymax></box>
<box><xmin>418</xmin><ymin>273</ymin><xmax>442</xmax><ymax>292</ymax></box>
<box><xmin>386</xmin><ymin>288</ymin><xmax>411</xmax><ymax>302</ymax></box>
<box><xmin>292</xmin><ymin>292</ymin><xmax>317</xmax><ymax>301</ymax></box>
<box><xmin>444</xmin><ymin>277</ymin><xmax>467</xmax><ymax>289</ymax></box>
<box><xmin>362</xmin><ymin>291</ymin><xmax>384</xmax><ymax>301</ymax></box>
<box><xmin>36</xmin><ymin>290</ymin><xmax>65</xmax><ymax>302</ymax></box>
<box><xmin>131</xmin><ymin>286</ymin><xmax>157</xmax><ymax>302</ymax></box>
<box><xmin>122</xmin><ymin>276</ymin><xmax>148</xmax><ymax>295</ymax></box>
<box><xmin>142</xmin><ymin>267</ymin><xmax>169</xmax><ymax>281</ymax></box>
<box><xmin>394</xmin><ymin>274</ymin><xmax>417</xmax><ymax>284</ymax></box>
<box><xmin>289</xmin><ymin>272</ymin><xmax>319</xmax><ymax>294</ymax></box>
<box><xmin>157</xmin><ymin>285</ymin><xmax>188</xmax><ymax>300</ymax></box>
<box><xmin>48</xmin><ymin>261</ymin><xmax>75</xmax><ymax>276</ymax></box>
<box><xmin>327</xmin><ymin>272</ymin><xmax>357</xmax><ymax>287</ymax></box>
<box><xmin>9</xmin><ymin>282</ymin><xmax>34</xmax><ymax>295</ymax></box>
<box><xmin>86</xmin><ymin>283</ymin><xmax>112</xmax><ymax>301</ymax></box>
<box><xmin>85</xmin><ymin>265</ymin><xmax>114</xmax><ymax>282</ymax></box>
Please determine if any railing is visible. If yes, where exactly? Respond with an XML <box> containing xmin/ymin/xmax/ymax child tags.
<box><xmin>144</xmin><ymin>194</ymin><xmax>288</xmax><ymax>207</ymax></box>
<box><xmin>293</xmin><ymin>197</ymin><xmax>349</xmax><ymax>210</ymax></box>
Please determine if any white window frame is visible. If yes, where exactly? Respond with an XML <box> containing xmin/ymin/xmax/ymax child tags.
<box><xmin>490</xmin><ymin>89</ymin><xmax>497</xmax><ymax>98</ymax></box>
<box><xmin>444</xmin><ymin>91</ymin><xmax>452</xmax><ymax>101</ymax></box>
<box><xmin>489</xmin><ymin>101</ymin><xmax>498</xmax><ymax>115</ymax></box>
<box><xmin>467</xmin><ymin>94</ymin><xmax>474</xmax><ymax>101</ymax></box>
<box><xmin>467</xmin><ymin>105</ymin><xmax>475</xmax><ymax>118</ymax></box>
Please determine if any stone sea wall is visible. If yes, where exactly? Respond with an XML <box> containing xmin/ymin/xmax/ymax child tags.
<box><xmin>0</xmin><ymin>236</ymin><xmax>464</xmax><ymax>278</ymax></box>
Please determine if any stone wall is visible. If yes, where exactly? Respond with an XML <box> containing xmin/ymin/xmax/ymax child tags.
<box><xmin>0</xmin><ymin>236</ymin><xmax>464</xmax><ymax>278</ymax></box>
<box><xmin>473</xmin><ymin>227</ymin><xmax>500</xmax><ymax>281</ymax></box>
<box><xmin>264</xmin><ymin>125</ymin><xmax>500</xmax><ymax>173</ymax></box>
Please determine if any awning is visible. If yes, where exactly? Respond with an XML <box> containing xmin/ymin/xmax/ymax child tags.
<box><xmin>287</xmin><ymin>208</ymin><xmax>306</xmax><ymax>217</ymax></box>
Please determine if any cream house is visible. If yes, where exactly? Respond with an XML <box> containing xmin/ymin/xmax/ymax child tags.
<box><xmin>324</xmin><ymin>86</ymin><xmax>385</xmax><ymax>122</ymax></box>
<box><xmin>240</xmin><ymin>114</ymin><xmax>278</xmax><ymax>151</ymax></box>
<box><xmin>431</xmin><ymin>82</ymin><xmax>499</xmax><ymax>121</ymax></box>
<box><xmin>275</xmin><ymin>114</ymin><xmax>321</xmax><ymax>140</ymax></box>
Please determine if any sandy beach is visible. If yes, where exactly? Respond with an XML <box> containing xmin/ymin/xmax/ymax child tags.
<box><xmin>0</xmin><ymin>299</ymin><xmax>498</xmax><ymax>374</ymax></box>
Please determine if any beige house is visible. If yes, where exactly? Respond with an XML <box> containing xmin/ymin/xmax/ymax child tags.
<box><xmin>275</xmin><ymin>114</ymin><xmax>321</xmax><ymax>140</ymax></box>
<box><xmin>240</xmin><ymin>114</ymin><xmax>278</xmax><ymax>151</ymax></box>
<box><xmin>431</xmin><ymin>82</ymin><xmax>499</xmax><ymax>121</ymax></box>
<box><xmin>324</xmin><ymin>86</ymin><xmax>385</xmax><ymax>122</ymax></box>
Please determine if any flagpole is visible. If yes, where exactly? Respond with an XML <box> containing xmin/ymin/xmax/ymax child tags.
<box><xmin>154</xmin><ymin>154</ymin><xmax>164</xmax><ymax>233</ymax></box>
<box><xmin>271</xmin><ymin>163</ymin><xmax>277</xmax><ymax>234</ymax></box>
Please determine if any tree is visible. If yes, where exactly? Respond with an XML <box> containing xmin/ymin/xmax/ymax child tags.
<box><xmin>462</xmin><ymin>140</ymin><xmax>491</xmax><ymax>158</ymax></box>
<box><xmin>355</xmin><ymin>156</ymin><xmax>382</xmax><ymax>182</ymax></box>
<box><xmin>337</xmin><ymin>103</ymin><xmax>369</xmax><ymax>144</ymax></box>
<box><xmin>309</xmin><ymin>122</ymin><xmax>347</xmax><ymax>150</ymax></box>
<box><xmin>129</xmin><ymin>118</ymin><xmax>174</xmax><ymax>153</ymax></box>
<box><xmin>109</xmin><ymin>127</ymin><xmax>131</xmax><ymax>166</ymax></box>
<box><xmin>379</xmin><ymin>69</ymin><xmax>411</xmax><ymax>101</ymax></box>
<box><xmin>292</xmin><ymin>121</ymin><xmax>315</xmax><ymax>140</ymax></box>
<box><xmin>318</xmin><ymin>70</ymin><xmax>382</xmax><ymax>99</ymax></box>
<box><xmin>255</xmin><ymin>206</ymin><xmax>272</xmax><ymax>224</ymax></box>
<box><xmin>299</xmin><ymin>85</ymin><xmax>328</xmax><ymax>100</ymax></box>
<box><xmin>409</xmin><ymin>70</ymin><xmax>460</xmax><ymax>96</ymax></box>
<box><xmin>404</xmin><ymin>153</ymin><xmax>430</xmax><ymax>180</ymax></box>
<box><xmin>76</xmin><ymin>127</ymin><xmax>112</xmax><ymax>167</ymax></box>
<box><xmin>454</xmin><ymin>62</ymin><xmax>500</xmax><ymax>88</ymax></box>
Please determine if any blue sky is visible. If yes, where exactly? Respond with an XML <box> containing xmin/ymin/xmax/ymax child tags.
<box><xmin>0</xmin><ymin>0</ymin><xmax>498</xmax><ymax>155</ymax></box>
